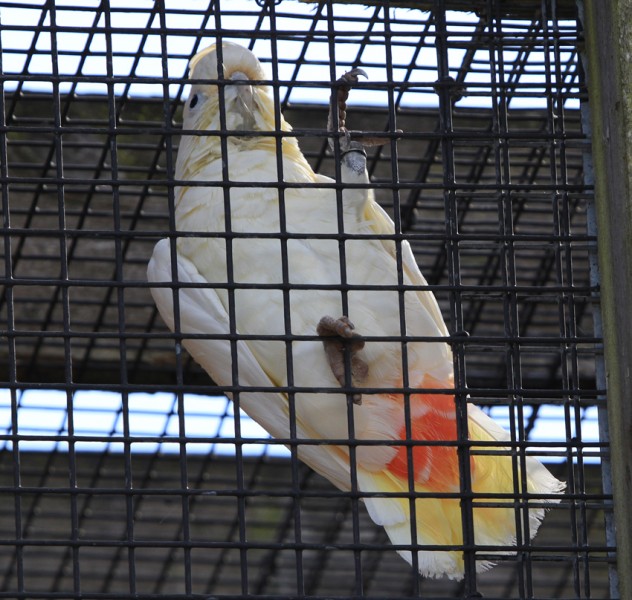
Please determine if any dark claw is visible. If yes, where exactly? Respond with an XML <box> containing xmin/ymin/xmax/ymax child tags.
<box><xmin>329</xmin><ymin>67</ymin><xmax>403</xmax><ymax>152</ymax></box>
<box><xmin>337</xmin><ymin>67</ymin><xmax>368</xmax><ymax>87</ymax></box>
<box><xmin>317</xmin><ymin>315</ymin><xmax>365</xmax><ymax>353</ymax></box>
<box><xmin>330</xmin><ymin>68</ymin><xmax>368</xmax><ymax>132</ymax></box>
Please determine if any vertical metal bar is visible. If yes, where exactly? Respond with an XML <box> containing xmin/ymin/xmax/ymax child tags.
<box><xmin>383</xmin><ymin>5</ymin><xmax>421</xmax><ymax>593</ymax></box>
<box><xmin>98</xmin><ymin>4</ymin><xmax>136</xmax><ymax>596</ymax></box>
<box><xmin>433</xmin><ymin>3</ymin><xmax>478</xmax><ymax>593</ymax></box>
<box><xmin>544</xmin><ymin>3</ymin><xmax>583</xmax><ymax>592</ymax></box>
<box><xmin>0</xmin><ymin>7</ymin><xmax>24</xmax><ymax>597</ymax></box>
<box><xmin>156</xmin><ymin>0</ymin><xmax>194</xmax><ymax>595</ymax></box>
<box><xmin>47</xmin><ymin>2</ymin><xmax>82</xmax><ymax>595</ymax></box>
<box><xmin>267</xmin><ymin>1</ymin><xmax>306</xmax><ymax>595</ymax></box>
<box><xmin>581</xmin><ymin>96</ymin><xmax>619</xmax><ymax>600</ymax></box>
<box><xmin>211</xmin><ymin>16</ymin><xmax>251</xmax><ymax>597</ymax></box>
<box><xmin>325</xmin><ymin>0</ymin><xmax>364</xmax><ymax>592</ymax></box>
<box><xmin>484</xmin><ymin>5</ymin><xmax>530</xmax><ymax>594</ymax></box>
<box><xmin>581</xmin><ymin>1</ymin><xmax>632</xmax><ymax>598</ymax></box>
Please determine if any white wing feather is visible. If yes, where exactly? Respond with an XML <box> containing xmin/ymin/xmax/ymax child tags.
<box><xmin>148</xmin><ymin>238</ymin><xmax>354</xmax><ymax>491</ymax></box>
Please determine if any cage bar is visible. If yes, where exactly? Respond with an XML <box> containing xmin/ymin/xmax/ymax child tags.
<box><xmin>0</xmin><ymin>1</ymin><xmax>619</xmax><ymax>598</ymax></box>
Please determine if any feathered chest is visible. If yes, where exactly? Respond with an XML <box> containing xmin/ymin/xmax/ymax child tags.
<box><xmin>175</xmin><ymin>145</ymin><xmax>368</xmax><ymax>234</ymax></box>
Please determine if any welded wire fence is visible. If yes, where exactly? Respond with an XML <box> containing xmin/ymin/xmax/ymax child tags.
<box><xmin>0</xmin><ymin>1</ymin><xmax>615</xmax><ymax>599</ymax></box>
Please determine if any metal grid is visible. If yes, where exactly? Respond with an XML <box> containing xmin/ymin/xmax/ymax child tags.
<box><xmin>0</xmin><ymin>1</ymin><xmax>613</xmax><ymax>599</ymax></box>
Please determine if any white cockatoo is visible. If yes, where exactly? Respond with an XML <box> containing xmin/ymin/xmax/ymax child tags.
<box><xmin>147</xmin><ymin>41</ymin><xmax>564</xmax><ymax>579</ymax></box>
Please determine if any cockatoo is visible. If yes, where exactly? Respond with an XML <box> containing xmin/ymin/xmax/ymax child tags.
<box><xmin>148</xmin><ymin>41</ymin><xmax>564</xmax><ymax>579</ymax></box>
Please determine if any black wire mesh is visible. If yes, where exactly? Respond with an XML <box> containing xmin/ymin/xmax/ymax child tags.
<box><xmin>0</xmin><ymin>1</ymin><xmax>613</xmax><ymax>599</ymax></box>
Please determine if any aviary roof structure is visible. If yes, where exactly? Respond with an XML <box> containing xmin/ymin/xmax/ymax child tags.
<box><xmin>0</xmin><ymin>1</ymin><xmax>613</xmax><ymax>599</ymax></box>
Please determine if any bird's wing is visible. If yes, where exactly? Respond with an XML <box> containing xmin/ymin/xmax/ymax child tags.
<box><xmin>147</xmin><ymin>238</ymin><xmax>354</xmax><ymax>490</ymax></box>
<box><xmin>363</xmin><ymin>199</ymin><xmax>449</xmax><ymax>338</ymax></box>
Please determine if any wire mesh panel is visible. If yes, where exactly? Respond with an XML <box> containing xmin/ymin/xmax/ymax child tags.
<box><xmin>0</xmin><ymin>1</ymin><xmax>614</xmax><ymax>599</ymax></box>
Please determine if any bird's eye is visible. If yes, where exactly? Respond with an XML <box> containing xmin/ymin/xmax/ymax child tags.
<box><xmin>189</xmin><ymin>94</ymin><xmax>199</xmax><ymax>109</ymax></box>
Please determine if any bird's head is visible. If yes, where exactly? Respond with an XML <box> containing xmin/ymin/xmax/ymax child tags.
<box><xmin>176</xmin><ymin>42</ymin><xmax>309</xmax><ymax>182</ymax></box>
<box><xmin>182</xmin><ymin>41</ymin><xmax>291</xmax><ymax>139</ymax></box>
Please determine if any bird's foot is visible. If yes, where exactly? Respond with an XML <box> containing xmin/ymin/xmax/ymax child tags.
<box><xmin>317</xmin><ymin>315</ymin><xmax>368</xmax><ymax>405</ymax></box>
<box><xmin>328</xmin><ymin>68</ymin><xmax>402</xmax><ymax>156</ymax></box>
<box><xmin>332</xmin><ymin>68</ymin><xmax>367</xmax><ymax>133</ymax></box>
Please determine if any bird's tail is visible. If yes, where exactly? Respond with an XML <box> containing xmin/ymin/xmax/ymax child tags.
<box><xmin>357</xmin><ymin>375</ymin><xmax>565</xmax><ymax>580</ymax></box>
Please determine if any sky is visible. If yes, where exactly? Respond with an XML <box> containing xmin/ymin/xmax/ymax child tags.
<box><xmin>1</xmin><ymin>0</ymin><xmax>580</xmax><ymax>109</ymax></box>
